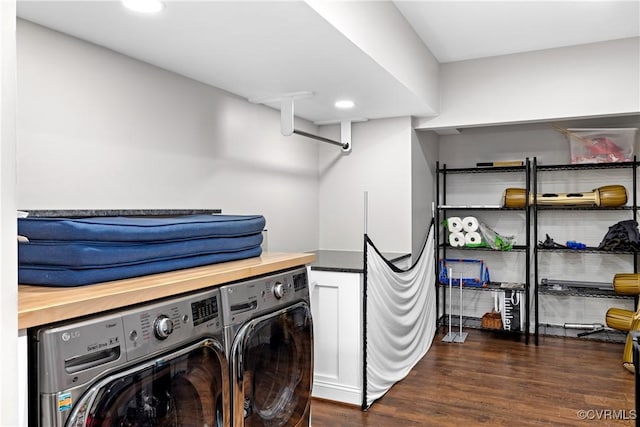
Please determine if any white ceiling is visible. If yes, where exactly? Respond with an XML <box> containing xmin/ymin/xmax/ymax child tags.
<box><xmin>16</xmin><ymin>1</ymin><xmax>640</xmax><ymax>124</ymax></box>
<box><xmin>395</xmin><ymin>0</ymin><xmax>640</xmax><ymax>63</ymax></box>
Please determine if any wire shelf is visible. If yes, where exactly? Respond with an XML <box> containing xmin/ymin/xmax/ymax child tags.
<box><xmin>537</xmin><ymin>324</ymin><xmax>626</xmax><ymax>344</ymax></box>
<box><xmin>538</xmin><ymin>284</ymin><xmax>633</xmax><ymax>299</ymax></box>
<box><xmin>438</xmin><ymin>281</ymin><xmax>526</xmax><ymax>292</ymax></box>
<box><xmin>438</xmin><ymin>165</ymin><xmax>526</xmax><ymax>174</ymax></box>
<box><xmin>536</xmin><ymin>246</ymin><xmax>638</xmax><ymax>255</ymax></box>
<box><xmin>536</xmin><ymin>161</ymin><xmax>637</xmax><ymax>172</ymax></box>
<box><xmin>439</xmin><ymin>244</ymin><xmax>527</xmax><ymax>252</ymax></box>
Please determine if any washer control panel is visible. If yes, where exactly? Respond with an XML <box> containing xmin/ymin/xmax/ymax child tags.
<box><xmin>122</xmin><ymin>288</ymin><xmax>222</xmax><ymax>360</ymax></box>
<box><xmin>35</xmin><ymin>287</ymin><xmax>222</xmax><ymax>393</ymax></box>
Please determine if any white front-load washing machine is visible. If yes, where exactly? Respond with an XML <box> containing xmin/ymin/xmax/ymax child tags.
<box><xmin>29</xmin><ymin>287</ymin><xmax>230</xmax><ymax>427</ymax></box>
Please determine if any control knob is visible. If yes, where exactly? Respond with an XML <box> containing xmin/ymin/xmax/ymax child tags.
<box><xmin>273</xmin><ymin>282</ymin><xmax>286</xmax><ymax>299</ymax></box>
<box><xmin>153</xmin><ymin>315</ymin><xmax>174</xmax><ymax>340</ymax></box>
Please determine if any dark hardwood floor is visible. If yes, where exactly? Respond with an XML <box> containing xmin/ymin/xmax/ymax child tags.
<box><xmin>311</xmin><ymin>329</ymin><xmax>635</xmax><ymax>426</ymax></box>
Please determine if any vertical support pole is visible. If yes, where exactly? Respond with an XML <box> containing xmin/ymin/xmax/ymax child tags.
<box><xmin>361</xmin><ymin>189</ymin><xmax>369</xmax><ymax>409</ymax></box>
<box><xmin>633</xmin><ymin>333</ymin><xmax>639</xmax><ymax>427</ymax></box>
<box><xmin>524</xmin><ymin>157</ymin><xmax>530</xmax><ymax>345</ymax></box>
<box><xmin>341</xmin><ymin>120</ymin><xmax>352</xmax><ymax>152</ymax></box>
<box><xmin>363</xmin><ymin>191</ymin><xmax>368</xmax><ymax>235</ymax></box>
<box><xmin>633</xmin><ymin>157</ymin><xmax>638</xmax><ymax>314</ymax></box>
<box><xmin>441</xmin><ymin>164</ymin><xmax>447</xmax><ymax>330</ymax></box>
<box><xmin>361</xmin><ymin>232</ymin><xmax>368</xmax><ymax>411</ymax></box>
<box><xmin>280</xmin><ymin>97</ymin><xmax>294</xmax><ymax>136</ymax></box>
<box><xmin>435</xmin><ymin>162</ymin><xmax>440</xmax><ymax>331</ymax></box>
<box><xmin>442</xmin><ymin>268</ymin><xmax>456</xmax><ymax>342</ymax></box>
<box><xmin>459</xmin><ymin>273</ymin><xmax>463</xmax><ymax>335</ymax></box>
<box><xmin>454</xmin><ymin>273</ymin><xmax>468</xmax><ymax>343</ymax></box>
<box><xmin>533</xmin><ymin>157</ymin><xmax>539</xmax><ymax>345</ymax></box>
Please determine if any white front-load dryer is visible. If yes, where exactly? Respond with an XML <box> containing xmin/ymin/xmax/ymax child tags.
<box><xmin>220</xmin><ymin>267</ymin><xmax>313</xmax><ymax>427</ymax></box>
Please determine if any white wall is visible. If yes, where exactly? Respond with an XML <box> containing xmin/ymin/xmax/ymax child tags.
<box><xmin>411</xmin><ymin>124</ymin><xmax>438</xmax><ymax>259</ymax></box>
<box><xmin>417</xmin><ymin>37</ymin><xmax>640</xmax><ymax>130</ymax></box>
<box><xmin>17</xmin><ymin>20</ymin><xmax>320</xmax><ymax>252</ymax></box>
<box><xmin>318</xmin><ymin>117</ymin><xmax>412</xmax><ymax>253</ymax></box>
<box><xmin>1</xmin><ymin>2</ymin><xmax>18</xmax><ymax>426</ymax></box>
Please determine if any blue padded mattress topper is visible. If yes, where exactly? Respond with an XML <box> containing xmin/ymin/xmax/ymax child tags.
<box><xmin>17</xmin><ymin>214</ymin><xmax>266</xmax><ymax>287</ymax></box>
<box><xmin>19</xmin><ymin>233</ymin><xmax>263</xmax><ymax>268</ymax></box>
<box><xmin>18</xmin><ymin>214</ymin><xmax>266</xmax><ymax>242</ymax></box>
<box><xmin>19</xmin><ymin>246</ymin><xmax>263</xmax><ymax>287</ymax></box>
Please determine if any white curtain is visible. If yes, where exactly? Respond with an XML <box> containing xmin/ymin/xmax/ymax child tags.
<box><xmin>364</xmin><ymin>224</ymin><xmax>436</xmax><ymax>408</ymax></box>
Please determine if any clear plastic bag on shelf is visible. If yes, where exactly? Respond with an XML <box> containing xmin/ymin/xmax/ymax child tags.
<box><xmin>478</xmin><ymin>222</ymin><xmax>515</xmax><ymax>251</ymax></box>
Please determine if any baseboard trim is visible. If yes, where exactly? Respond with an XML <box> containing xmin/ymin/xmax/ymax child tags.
<box><xmin>312</xmin><ymin>380</ymin><xmax>361</xmax><ymax>406</ymax></box>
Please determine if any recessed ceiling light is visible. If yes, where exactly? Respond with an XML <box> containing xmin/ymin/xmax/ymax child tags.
<box><xmin>335</xmin><ymin>100</ymin><xmax>355</xmax><ymax>109</ymax></box>
<box><xmin>122</xmin><ymin>0</ymin><xmax>165</xmax><ymax>14</ymax></box>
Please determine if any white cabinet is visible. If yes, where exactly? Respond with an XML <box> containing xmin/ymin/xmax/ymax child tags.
<box><xmin>308</xmin><ymin>269</ymin><xmax>362</xmax><ymax>405</ymax></box>
<box><xmin>18</xmin><ymin>330</ymin><xmax>28</xmax><ymax>427</ymax></box>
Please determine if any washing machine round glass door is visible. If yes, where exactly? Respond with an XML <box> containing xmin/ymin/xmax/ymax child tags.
<box><xmin>233</xmin><ymin>302</ymin><xmax>313</xmax><ymax>427</ymax></box>
<box><xmin>65</xmin><ymin>339</ymin><xmax>228</xmax><ymax>427</ymax></box>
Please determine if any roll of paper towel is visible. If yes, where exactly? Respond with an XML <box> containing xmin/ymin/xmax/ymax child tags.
<box><xmin>449</xmin><ymin>232</ymin><xmax>465</xmax><ymax>247</ymax></box>
<box><xmin>465</xmin><ymin>231</ymin><xmax>482</xmax><ymax>245</ymax></box>
<box><xmin>447</xmin><ymin>217</ymin><xmax>463</xmax><ymax>233</ymax></box>
<box><xmin>462</xmin><ymin>216</ymin><xmax>479</xmax><ymax>232</ymax></box>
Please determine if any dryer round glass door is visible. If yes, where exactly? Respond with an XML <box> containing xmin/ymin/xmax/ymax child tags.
<box><xmin>234</xmin><ymin>303</ymin><xmax>313</xmax><ymax>427</ymax></box>
<box><xmin>66</xmin><ymin>339</ymin><xmax>228</xmax><ymax>427</ymax></box>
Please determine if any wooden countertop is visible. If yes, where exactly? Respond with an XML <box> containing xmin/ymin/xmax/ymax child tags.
<box><xmin>18</xmin><ymin>252</ymin><xmax>315</xmax><ymax>330</ymax></box>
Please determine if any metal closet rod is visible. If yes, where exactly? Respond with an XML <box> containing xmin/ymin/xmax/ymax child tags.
<box><xmin>293</xmin><ymin>129</ymin><xmax>350</xmax><ymax>150</ymax></box>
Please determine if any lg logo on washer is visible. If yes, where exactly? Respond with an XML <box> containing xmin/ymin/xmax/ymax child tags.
<box><xmin>61</xmin><ymin>331</ymin><xmax>80</xmax><ymax>342</ymax></box>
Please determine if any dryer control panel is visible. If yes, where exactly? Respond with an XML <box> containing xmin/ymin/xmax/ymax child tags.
<box><xmin>220</xmin><ymin>267</ymin><xmax>309</xmax><ymax>327</ymax></box>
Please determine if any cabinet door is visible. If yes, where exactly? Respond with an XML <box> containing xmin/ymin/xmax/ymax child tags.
<box><xmin>308</xmin><ymin>270</ymin><xmax>362</xmax><ymax>405</ymax></box>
